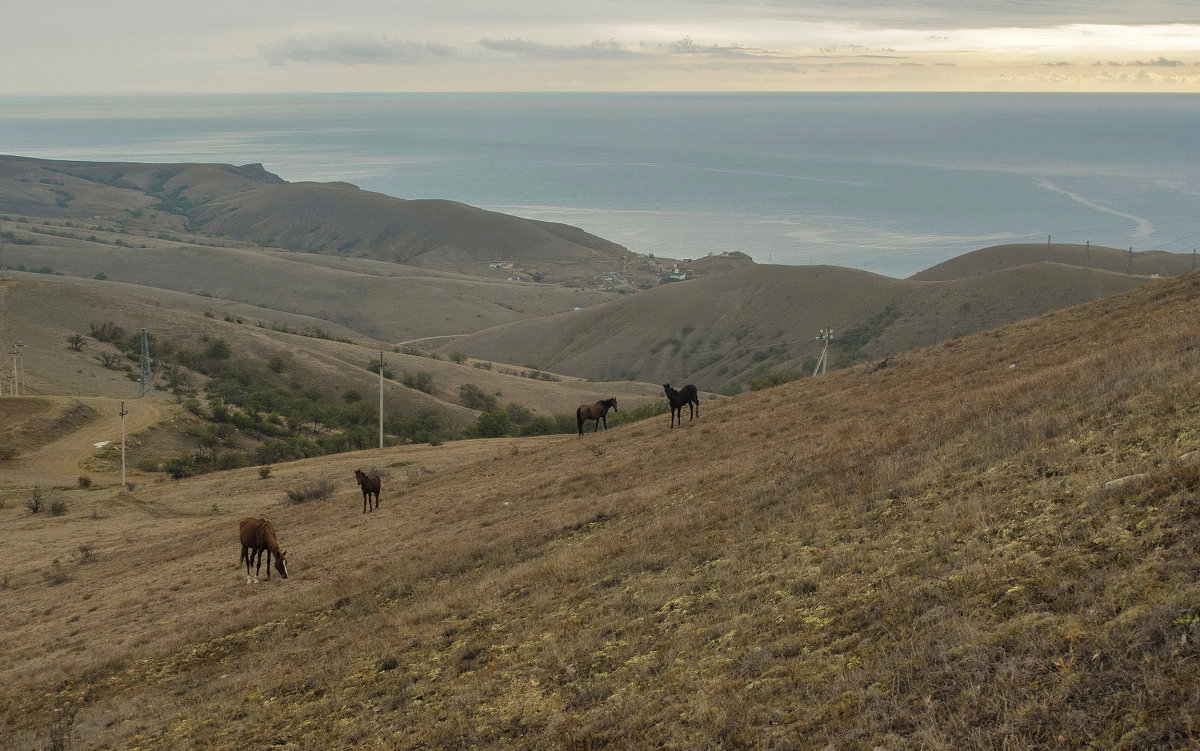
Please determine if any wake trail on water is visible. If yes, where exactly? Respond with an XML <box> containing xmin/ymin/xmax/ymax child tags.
<box><xmin>1032</xmin><ymin>177</ymin><xmax>1154</xmax><ymax>238</ymax></box>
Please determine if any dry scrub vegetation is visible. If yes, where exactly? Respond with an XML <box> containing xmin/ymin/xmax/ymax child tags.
<box><xmin>3</xmin><ymin>274</ymin><xmax>1200</xmax><ymax>749</ymax></box>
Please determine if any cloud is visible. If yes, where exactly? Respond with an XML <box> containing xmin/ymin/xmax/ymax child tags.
<box><xmin>668</xmin><ymin>37</ymin><xmax>775</xmax><ymax>58</ymax></box>
<box><xmin>260</xmin><ymin>35</ymin><xmax>456</xmax><ymax>66</ymax></box>
<box><xmin>1095</xmin><ymin>56</ymin><xmax>1186</xmax><ymax>66</ymax></box>
<box><xmin>478</xmin><ymin>38</ymin><xmax>650</xmax><ymax>59</ymax></box>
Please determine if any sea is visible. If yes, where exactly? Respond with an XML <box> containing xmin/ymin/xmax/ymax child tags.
<box><xmin>1</xmin><ymin>92</ymin><xmax>1197</xmax><ymax>278</ymax></box>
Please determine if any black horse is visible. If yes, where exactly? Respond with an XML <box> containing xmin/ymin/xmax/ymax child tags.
<box><xmin>354</xmin><ymin>468</ymin><xmax>381</xmax><ymax>513</ymax></box>
<box><xmin>577</xmin><ymin>397</ymin><xmax>618</xmax><ymax>435</ymax></box>
<box><xmin>663</xmin><ymin>383</ymin><xmax>700</xmax><ymax>429</ymax></box>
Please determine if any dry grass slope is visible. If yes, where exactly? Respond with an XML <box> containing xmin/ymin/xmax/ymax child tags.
<box><xmin>3</xmin><ymin>273</ymin><xmax>1200</xmax><ymax>748</ymax></box>
<box><xmin>443</xmin><ymin>261</ymin><xmax>1161</xmax><ymax>390</ymax></box>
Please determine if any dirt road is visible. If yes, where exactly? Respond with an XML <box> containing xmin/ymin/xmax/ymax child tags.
<box><xmin>0</xmin><ymin>396</ymin><xmax>174</xmax><ymax>489</ymax></box>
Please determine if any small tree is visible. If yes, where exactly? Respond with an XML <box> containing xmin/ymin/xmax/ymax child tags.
<box><xmin>26</xmin><ymin>488</ymin><xmax>44</xmax><ymax>514</ymax></box>
<box><xmin>467</xmin><ymin>410</ymin><xmax>515</xmax><ymax>439</ymax></box>
<box><xmin>67</xmin><ymin>333</ymin><xmax>85</xmax><ymax>351</ymax></box>
<box><xmin>403</xmin><ymin>371</ymin><xmax>435</xmax><ymax>393</ymax></box>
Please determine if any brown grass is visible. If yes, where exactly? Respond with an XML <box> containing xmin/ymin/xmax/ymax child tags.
<box><xmin>2</xmin><ymin>274</ymin><xmax>1200</xmax><ymax>749</ymax></box>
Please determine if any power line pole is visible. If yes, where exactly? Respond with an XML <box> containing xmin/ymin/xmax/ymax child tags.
<box><xmin>813</xmin><ymin>328</ymin><xmax>834</xmax><ymax>376</ymax></box>
<box><xmin>378</xmin><ymin>350</ymin><xmax>385</xmax><ymax>450</ymax></box>
<box><xmin>11</xmin><ymin>341</ymin><xmax>25</xmax><ymax>396</ymax></box>
<box><xmin>120</xmin><ymin>401</ymin><xmax>129</xmax><ymax>488</ymax></box>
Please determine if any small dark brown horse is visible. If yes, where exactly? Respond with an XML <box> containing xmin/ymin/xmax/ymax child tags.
<box><xmin>663</xmin><ymin>383</ymin><xmax>700</xmax><ymax>429</ymax></box>
<box><xmin>239</xmin><ymin>517</ymin><xmax>288</xmax><ymax>583</ymax></box>
<box><xmin>577</xmin><ymin>397</ymin><xmax>618</xmax><ymax>436</ymax></box>
<box><xmin>354</xmin><ymin>468</ymin><xmax>381</xmax><ymax>513</ymax></box>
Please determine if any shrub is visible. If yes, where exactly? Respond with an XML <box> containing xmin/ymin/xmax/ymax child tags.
<box><xmin>49</xmin><ymin>499</ymin><xmax>68</xmax><ymax>516</ymax></box>
<box><xmin>73</xmin><ymin>543</ymin><xmax>98</xmax><ymax>564</ymax></box>
<box><xmin>77</xmin><ymin>476</ymin><xmax>92</xmax><ymax>489</ymax></box>
<box><xmin>286</xmin><ymin>481</ymin><xmax>334</xmax><ymax>504</ymax></box>
<box><xmin>459</xmin><ymin>383</ymin><xmax>498</xmax><ymax>412</ymax></box>
<box><xmin>26</xmin><ymin>488</ymin><xmax>43</xmax><ymax>514</ymax></box>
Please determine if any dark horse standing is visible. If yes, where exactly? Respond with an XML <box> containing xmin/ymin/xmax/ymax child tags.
<box><xmin>663</xmin><ymin>383</ymin><xmax>700</xmax><ymax>429</ymax></box>
<box><xmin>354</xmin><ymin>468</ymin><xmax>381</xmax><ymax>513</ymax></box>
<box><xmin>239</xmin><ymin>517</ymin><xmax>288</xmax><ymax>583</ymax></box>
<box><xmin>577</xmin><ymin>397</ymin><xmax>618</xmax><ymax>435</ymax></box>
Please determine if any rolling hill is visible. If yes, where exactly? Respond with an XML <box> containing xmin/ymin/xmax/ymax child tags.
<box><xmin>0</xmin><ymin>274</ymin><xmax>668</xmax><ymax>472</ymax></box>
<box><xmin>2</xmin><ymin>271</ymin><xmax>1198</xmax><ymax>749</ymax></box>
<box><xmin>437</xmin><ymin>258</ymin><xmax>1166</xmax><ymax>391</ymax></box>
<box><xmin>3</xmin><ymin>155</ymin><xmax>1193</xmax><ymax>396</ymax></box>
<box><xmin>0</xmin><ymin>155</ymin><xmax>631</xmax><ymax>278</ymax></box>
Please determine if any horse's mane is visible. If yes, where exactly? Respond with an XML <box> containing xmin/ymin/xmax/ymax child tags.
<box><xmin>259</xmin><ymin>519</ymin><xmax>282</xmax><ymax>553</ymax></box>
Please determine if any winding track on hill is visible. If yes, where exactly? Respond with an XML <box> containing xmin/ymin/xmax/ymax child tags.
<box><xmin>1</xmin><ymin>396</ymin><xmax>173</xmax><ymax>489</ymax></box>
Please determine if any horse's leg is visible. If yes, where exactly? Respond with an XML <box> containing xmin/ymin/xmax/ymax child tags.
<box><xmin>363</xmin><ymin>491</ymin><xmax>367</xmax><ymax>514</ymax></box>
<box><xmin>264</xmin><ymin>547</ymin><xmax>272</xmax><ymax>579</ymax></box>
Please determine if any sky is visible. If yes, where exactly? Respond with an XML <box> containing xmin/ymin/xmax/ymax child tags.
<box><xmin>5</xmin><ymin>0</ymin><xmax>1200</xmax><ymax>93</ymax></box>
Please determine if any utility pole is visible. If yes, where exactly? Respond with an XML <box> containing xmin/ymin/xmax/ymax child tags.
<box><xmin>1128</xmin><ymin>247</ymin><xmax>1134</xmax><ymax>275</ymax></box>
<box><xmin>1046</xmin><ymin>235</ymin><xmax>1051</xmax><ymax>262</ymax></box>
<box><xmin>813</xmin><ymin>328</ymin><xmax>834</xmax><ymax>377</ymax></box>
<box><xmin>1085</xmin><ymin>240</ymin><xmax>1090</xmax><ymax>269</ymax></box>
<box><xmin>11</xmin><ymin>341</ymin><xmax>25</xmax><ymax>396</ymax></box>
<box><xmin>378</xmin><ymin>351</ymin><xmax>385</xmax><ymax>450</ymax></box>
<box><xmin>120</xmin><ymin>401</ymin><xmax>129</xmax><ymax>488</ymax></box>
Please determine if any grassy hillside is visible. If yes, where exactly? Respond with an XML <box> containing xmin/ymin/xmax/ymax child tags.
<box><xmin>0</xmin><ymin>155</ymin><xmax>645</xmax><ymax>341</ymax></box>
<box><xmin>911</xmin><ymin>242</ymin><xmax>1196</xmax><ymax>281</ymax></box>
<box><xmin>0</xmin><ymin>155</ymin><xmax>632</xmax><ymax>282</ymax></box>
<box><xmin>439</xmin><ymin>259</ymin><xmax>1165</xmax><ymax>392</ymax></box>
<box><xmin>0</xmin><ymin>275</ymin><xmax>667</xmax><ymax>472</ymax></box>
<box><xmin>2</xmin><ymin>272</ymin><xmax>1199</xmax><ymax>749</ymax></box>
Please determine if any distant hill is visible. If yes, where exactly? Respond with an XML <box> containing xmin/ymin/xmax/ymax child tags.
<box><xmin>910</xmin><ymin>242</ymin><xmax>1195</xmax><ymax>281</ymax></box>
<box><xmin>437</xmin><ymin>256</ymin><xmax>1173</xmax><ymax>391</ymax></box>
<box><xmin>0</xmin><ymin>154</ymin><xmax>640</xmax><ymax>285</ymax></box>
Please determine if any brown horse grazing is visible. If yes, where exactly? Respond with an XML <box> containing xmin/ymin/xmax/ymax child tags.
<box><xmin>663</xmin><ymin>383</ymin><xmax>700</xmax><ymax>429</ymax></box>
<box><xmin>239</xmin><ymin>517</ymin><xmax>288</xmax><ymax>583</ymax></box>
<box><xmin>354</xmin><ymin>468</ymin><xmax>381</xmax><ymax>513</ymax></box>
<box><xmin>577</xmin><ymin>397</ymin><xmax>618</xmax><ymax>436</ymax></box>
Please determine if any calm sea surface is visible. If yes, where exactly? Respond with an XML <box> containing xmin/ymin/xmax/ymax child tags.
<box><xmin>1</xmin><ymin>92</ymin><xmax>1197</xmax><ymax>277</ymax></box>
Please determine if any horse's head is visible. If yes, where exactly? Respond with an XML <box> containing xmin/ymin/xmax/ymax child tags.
<box><xmin>609</xmin><ymin>397</ymin><xmax>618</xmax><ymax>411</ymax></box>
<box><xmin>275</xmin><ymin>549</ymin><xmax>289</xmax><ymax>579</ymax></box>
<box><xmin>662</xmin><ymin>383</ymin><xmax>672</xmax><ymax>395</ymax></box>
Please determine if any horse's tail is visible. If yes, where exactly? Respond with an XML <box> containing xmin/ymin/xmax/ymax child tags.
<box><xmin>576</xmin><ymin>406</ymin><xmax>584</xmax><ymax>435</ymax></box>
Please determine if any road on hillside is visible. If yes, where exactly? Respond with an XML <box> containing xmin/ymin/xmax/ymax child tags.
<box><xmin>1</xmin><ymin>396</ymin><xmax>172</xmax><ymax>489</ymax></box>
